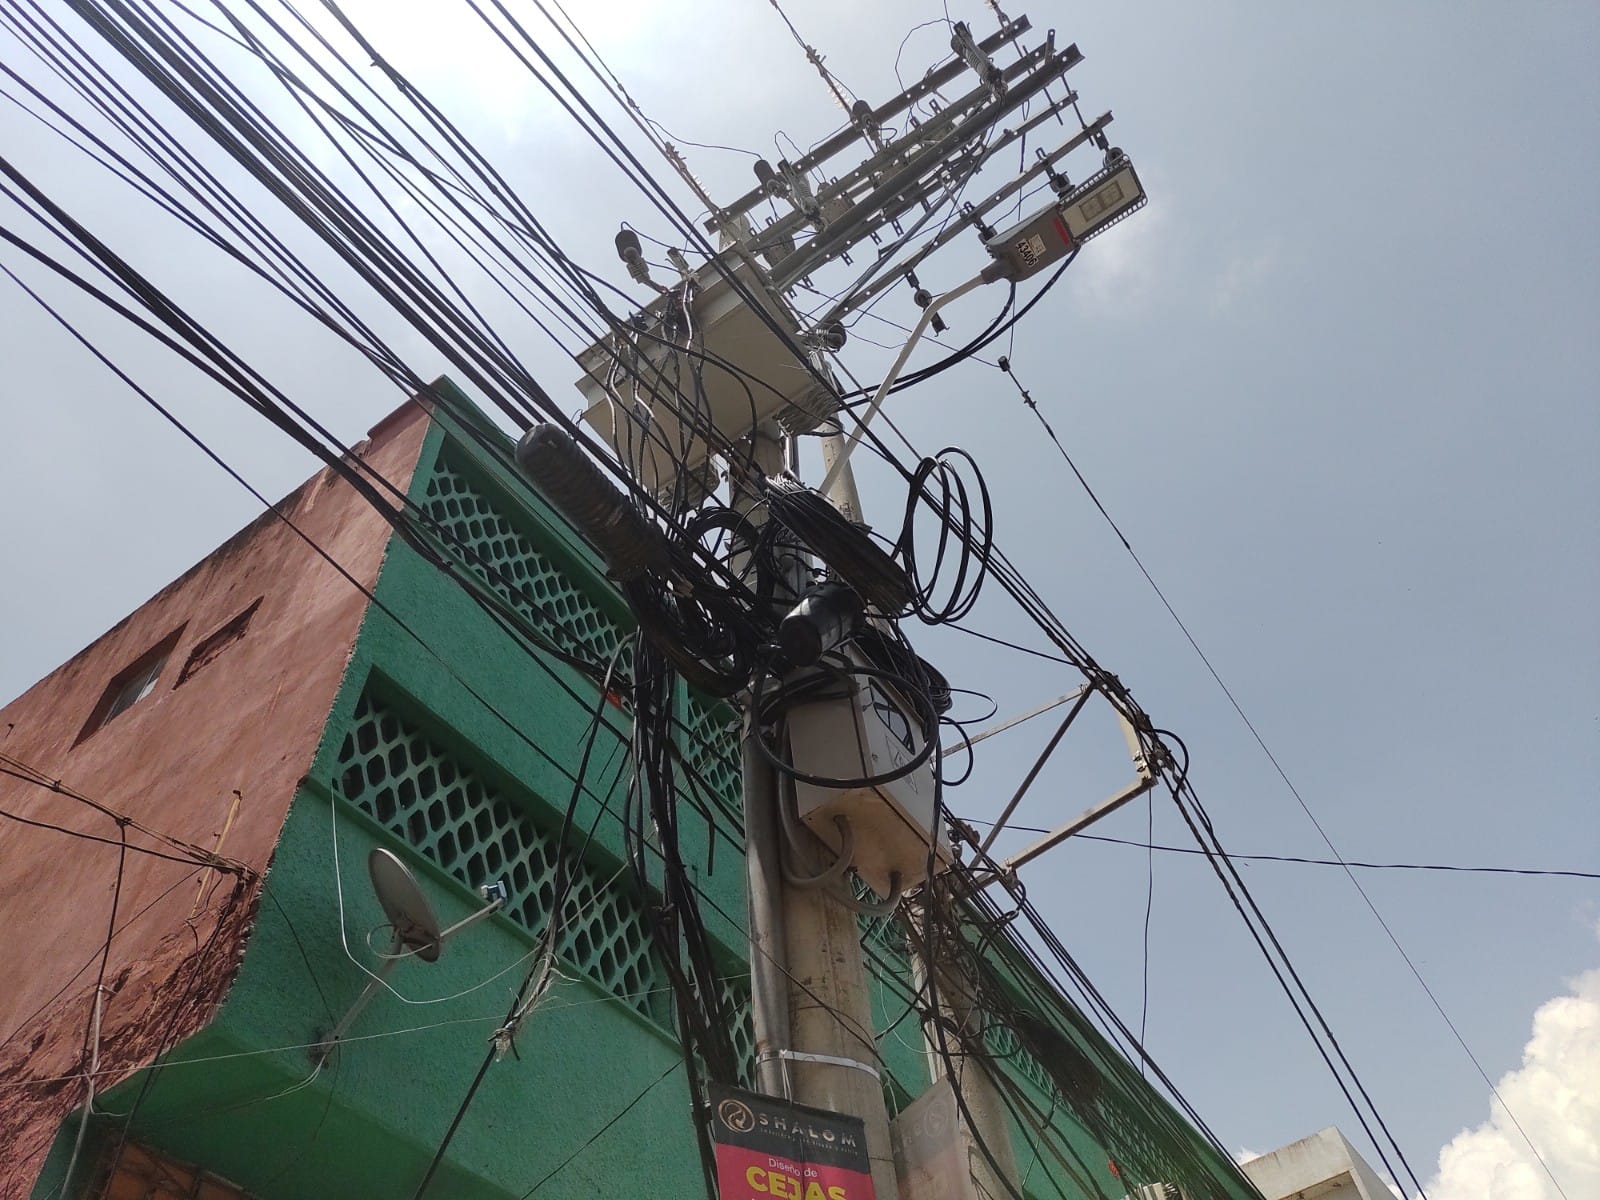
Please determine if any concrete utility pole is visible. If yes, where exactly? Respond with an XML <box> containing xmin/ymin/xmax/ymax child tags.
<box><xmin>909</xmin><ymin>903</ymin><xmax>1023</xmax><ymax>1199</ymax></box>
<box><xmin>820</xmin><ymin>421</ymin><xmax>1025</xmax><ymax>1200</ymax></box>
<box><xmin>736</xmin><ymin>425</ymin><xmax>901</xmax><ymax>1198</ymax></box>
<box><xmin>571</xmin><ymin>13</ymin><xmax>1148</xmax><ymax>1197</ymax></box>
<box><xmin>721</xmin><ymin>19</ymin><xmax>1105</xmax><ymax>1198</ymax></box>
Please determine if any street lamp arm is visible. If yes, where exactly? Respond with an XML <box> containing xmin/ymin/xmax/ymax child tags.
<box><xmin>817</xmin><ymin>263</ymin><xmax>1006</xmax><ymax>499</ymax></box>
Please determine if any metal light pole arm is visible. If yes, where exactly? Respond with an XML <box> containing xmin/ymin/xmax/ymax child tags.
<box><xmin>818</xmin><ymin>265</ymin><xmax>1004</xmax><ymax>499</ymax></box>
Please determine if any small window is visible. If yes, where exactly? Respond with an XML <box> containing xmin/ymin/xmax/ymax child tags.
<box><xmin>76</xmin><ymin>628</ymin><xmax>184</xmax><ymax>744</ymax></box>
<box><xmin>103</xmin><ymin>658</ymin><xmax>164</xmax><ymax>721</ymax></box>
<box><xmin>176</xmin><ymin>598</ymin><xmax>263</xmax><ymax>687</ymax></box>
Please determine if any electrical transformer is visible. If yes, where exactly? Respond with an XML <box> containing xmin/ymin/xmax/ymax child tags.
<box><xmin>574</xmin><ymin>257</ymin><xmax>838</xmax><ymax>498</ymax></box>
<box><xmin>786</xmin><ymin>662</ymin><xmax>951</xmax><ymax>897</ymax></box>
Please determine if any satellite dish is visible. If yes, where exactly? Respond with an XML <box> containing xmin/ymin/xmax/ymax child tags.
<box><xmin>368</xmin><ymin>847</ymin><xmax>443</xmax><ymax>963</ymax></box>
<box><xmin>313</xmin><ymin>849</ymin><xmax>506</xmax><ymax>1065</ymax></box>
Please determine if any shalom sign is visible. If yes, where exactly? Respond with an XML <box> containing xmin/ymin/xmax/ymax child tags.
<box><xmin>709</xmin><ymin>1083</ymin><xmax>876</xmax><ymax>1200</ymax></box>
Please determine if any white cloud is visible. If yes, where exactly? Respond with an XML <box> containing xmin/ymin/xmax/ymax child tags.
<box><xmin>1235</xmin><ymin>1148</ymin><xmax>1261</xmax><ymax>1166</ymax></box>
<box><xmin>1425</xmin><ymin>967</ymin><xmax>1600</xmax><ymax>1200</ymax></box>
<box><xmin>1065</xmin><ymin>183</ymin><xmax>1173</xmax><ymax>316</ymax></box>
<box><xmin>1210</xmin><ymin>241</ymin><xmax>1284</xmax><ymax>314</ymax></box>
<box><xmin>298</xmin><ymin>0</ymin><xmax>657</xmax><ymax>145</ymax></box>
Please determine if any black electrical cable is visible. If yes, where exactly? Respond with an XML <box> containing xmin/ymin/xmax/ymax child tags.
<box><xmin>829</xmin><ymin>252</ymin><xmax>1071</xmax><ymax>410</ymax></box>
<box><xmin>0</xmin><ymin>755</ymin><xmax>250</xmax><ymax>875</ymax></box>
<box><xmin>868</xmin><ymin>424</ymin><xmax>1417</xmax><ymax>1187</ymax></box>
<box><xmin>3</xmin><ymin>234</ymin><xmax>761</xmax><ymax>898</ymax></box>
<box><xmin>1140</xmin><ymin>791</ymin><xmax>1154</xmax><ymax>1077</ymax></box>
<box><xmin>1165</xmin><ymin>772</ymin><xmax>1426</xmax><ymax>1195</ymax></box>
<box><xmin>0</xmin><ymin>864</ymin><xmax>205</xmax><ymax>1058</ymax></box>
<box><xmin>1004</xmin><ymin>343</ymin><xmax>1564</xmax><ymax>1196</ymax></box>
<box><xmin>6</xmin><ymin>7</ymin><xmax>1433</xmax><ymax>1189</ymax></box>
<box><xmin>763</xmin><ymin>473</ymin><xmax>913</xmax><ymax>615</ymax></box>
<box><xmin>515</xmin><ymin>1057</ymin><xmax>684</xmax><ymax>1198</ymax></box>
<box><xmin>3</xmin><ymin>150</ymin><xmax>876</xmax><ymax>1200</ymax></box>
<box><xmin>409</xmin><ymin>659</ymin><xmax>621</xmax><ymax>1199</ymax></box>
<box><xmin>3</xmin><ymin>244</ymin><xmax>655</xmax><ymax>806</ymax></box>
<box><xmin>896</xmin><ymin>446</ymin><xmax>994</xmax><ymax>624</ymax></box>
<box><xmin>937</xmin><ymin>813</ymin><xmax>1293</xmax><ymax>1182</ymax></box>
<box><xmin>15</xmin><ymin>0</ymin><xmax>759</xmax><ymax>546</ymax></box>
<box><xmin>94</xmin><ymin>873</ymin><xmax>253</xmax><ymax>1184</ymax></box>
<box><xmin>970</xmin><ymin>822</ymin><xmax>1600</xmax><ymax>880</ymax></box>
<box><xmin>7</xmin><ymin>91</ymin><xmax>774</xmax><ymax>723</ymax></box>
<box><xmin>751</xmin><ymin>656</ymin><xmax>939</xmax><ymax>790</ymax></box>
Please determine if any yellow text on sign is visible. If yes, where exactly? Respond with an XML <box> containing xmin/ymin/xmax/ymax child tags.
<box><xmin>743</xmin><ymin>1166</ymin><xmax>851</xmax><ymax>1200</ymax></box>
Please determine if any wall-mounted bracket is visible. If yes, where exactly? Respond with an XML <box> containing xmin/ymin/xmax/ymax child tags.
<box><xmin>311</xmin><ymin>851</ymin><xmax>505</xmax><ymax>1065</ymax></box>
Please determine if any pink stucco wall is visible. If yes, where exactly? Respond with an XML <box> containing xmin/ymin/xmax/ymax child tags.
<box><xmin>0</xmin><ymin>400</ymin><xmax>429</xmax><ymax>1194</ymax></box>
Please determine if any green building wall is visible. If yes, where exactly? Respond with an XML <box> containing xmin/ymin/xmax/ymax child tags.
<box><xmin>34</xmin><ymin>384</ymin><xmax>1256</xmax><ymax>1200</ymax></box>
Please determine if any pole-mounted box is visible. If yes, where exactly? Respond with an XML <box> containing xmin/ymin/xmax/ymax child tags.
<box><xmin>984</xmin><ymin>203</ymin><xmax>1077</xmax><ymax>282</ymax></box>
<box><xmin>786</xmin><ymin>661</ymin><xmax>951</xmax><ymax>897</ymax></box>
<box><xmin>574</xmin><ymin>257</ymin><xmax>839</xmax><ymax>498</ymax></box>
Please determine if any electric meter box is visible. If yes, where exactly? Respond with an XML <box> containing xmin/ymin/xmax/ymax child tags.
<box><xmin>786</xmin><ymin>669</ymin><xmax>951</xmax><ymax>897</ymax></box>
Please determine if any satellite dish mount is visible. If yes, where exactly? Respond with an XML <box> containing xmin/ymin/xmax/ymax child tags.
<box><xmin>312</xmin><ymin>848</ymin><xmax>506</xmax><ymax>1064</ymax></box>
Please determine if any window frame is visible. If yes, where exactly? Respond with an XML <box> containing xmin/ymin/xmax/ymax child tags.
<box><xmin>75</xmin><ymin>626</ymin><xmax>185</xmax><ymax>745</ymax></box>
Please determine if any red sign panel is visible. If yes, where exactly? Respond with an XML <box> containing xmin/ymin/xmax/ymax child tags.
<box><xmin>709</xmin><ymin>1084</ymin><xmax>876</xmax><ymax>1200</ymax></box>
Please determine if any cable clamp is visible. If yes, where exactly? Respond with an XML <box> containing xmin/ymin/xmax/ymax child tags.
<box><xmin>757</xmin><ymin>1049</ymin><xmax>880</xmax><ymax>1080</ymax></box>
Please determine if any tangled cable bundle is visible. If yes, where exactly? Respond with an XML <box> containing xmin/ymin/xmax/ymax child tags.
<box><xmin>762</xmin><ymin>473</ymin><xmax>913</xmax><ymax>615</ymax></box>
<box><xmin>897</xmin><ymin>448</ymin><xmax>994</xmax><ymax>625</ymax></box>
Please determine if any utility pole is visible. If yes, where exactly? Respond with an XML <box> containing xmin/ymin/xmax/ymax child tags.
<box><xmin>563</xmin><ymin>13</ymin><xmax>1150</xmax><ymax>1198</ymax></box>
<box><xmin>821</xmin><ymin>406</ymin><xmax>1027</xmax><ymax>1200</ymax></box>
<box><xmin>736</xmin><ymin>424</ymin><xmax>902</xmax><ymax>1197</ymax></box>
<box><xmin>909</xmin><ymin>902</ymin><xmax>1023</xmax><ymax>1199</ymax></box>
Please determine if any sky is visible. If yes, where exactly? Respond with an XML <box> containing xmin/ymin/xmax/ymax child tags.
<box><xmin>1</xmin><ymin>2</ymin><xmax>1596</xmax><ymax>1196</ymax></box>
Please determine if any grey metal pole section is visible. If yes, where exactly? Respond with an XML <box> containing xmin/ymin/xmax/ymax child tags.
<box><xmin>741</xmin><ymin>720</ymin><xmax>792</xmax><ymax>1096</ymax></box>
<box><xmin>736</xmin><ymin>427</ymin><xmax>793</xmax><ymax>1098</ymax></box>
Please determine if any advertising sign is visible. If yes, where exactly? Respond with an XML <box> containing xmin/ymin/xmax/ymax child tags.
<box><xmin>709</xmin><ymin>1083</ymin><xmax>876</xmax><ymax>1200</ymax></box>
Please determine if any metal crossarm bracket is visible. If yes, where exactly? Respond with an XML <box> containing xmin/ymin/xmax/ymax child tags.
<box><xmin>1000</xmin><ymin>710</ymin><xmax>1158</xmax><ymax>874</ymax></box>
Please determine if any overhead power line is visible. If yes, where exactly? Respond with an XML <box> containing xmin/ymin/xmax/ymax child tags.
<box><xmin>0</xmin><ymin>1</ymin><xmax>1436</xmax><ymax>1192</ymax></box>
<box><xmin>969</xmin><ymin>821</ymin><xmax>1600</xmax><ymax>880</ymax></box>
<box><xmin>0</xmin><ymin>755</ymin><xmax>252</xmax><ymax>876</ymax></box>
<box><xmin>1001</xmin><ymin>359</ymin><xmax>1572</xmax><ymax>1199</ymax></box>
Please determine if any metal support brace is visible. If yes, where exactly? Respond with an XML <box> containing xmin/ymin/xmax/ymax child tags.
<box><xmin>1002</xmin><ymin>773</ymin><xmax>1159</xmax><ymax>873</ymax></box>
<box><xmin>977</xmin><ymin>685</ymin><xmax>1096</xmax><ymax>855</ymax></box>
<box><xmin>941</xmin><ymin>686</ymin><xmax>1089</xmax><ymax>755</ymax></box>
<box><xmin>818</xmin><ymin>268</ymin><xmax>1000</xmax><ymax>498</ymax></box>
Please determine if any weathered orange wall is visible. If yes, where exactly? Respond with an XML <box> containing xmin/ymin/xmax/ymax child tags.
<box><xmin>0</xmin><ymin>401</ymin><xmax>428</xmax><ymax>1193</ymax></box>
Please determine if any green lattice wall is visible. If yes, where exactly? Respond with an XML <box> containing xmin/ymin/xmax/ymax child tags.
<box><xmin>712</xmin><ymin>971</ymin><xmax>756</xmax><ymax>1087</ymax></box>
<box><xmin>679</xmin><ymin>695</ymin><xmax>742</xmax><ymax>826</ymax></box>
<box><xmin>422</xmin><ymin>449</ymin><xmax>629</xmax><ymax>669</ymax></box>
<box><xmin>423</xmin><ymin>449</ymin><xmax>742</xmax><ymax>829</ymax></box>
<box><xmin>333</xmin><ymin>687</ymin><xmax>666</xmax><ymax>1021</ymax></box>
<box><xmin>332</xmin><ymin>684</ymin><xmax>757</xmax><ymax>1074</ymax></box>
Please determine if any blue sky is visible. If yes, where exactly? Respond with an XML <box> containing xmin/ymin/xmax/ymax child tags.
<box><xmin>1</xmin><ymin>2</ymin><xmax>1595</xmax><ymax>1195</ymax></box>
